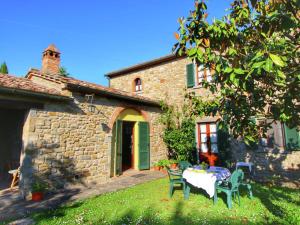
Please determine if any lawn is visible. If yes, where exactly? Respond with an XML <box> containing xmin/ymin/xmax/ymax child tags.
<box><xmin>30</xmin><ymin>178</ymin><xmax>300</xmax><ymax>225</ymax></box>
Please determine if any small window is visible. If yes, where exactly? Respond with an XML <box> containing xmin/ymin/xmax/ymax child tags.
<box><xmin>197</xmin><ymin>65</ymin><xmax>212</xmax><ymax>86</ymax></box>
<box><xmin>197</xmin><ymin>122</ymin><xmax>218</xmax><ymax>153</ymax></box>
<box><xmin>134</xmin><ymin>78</ymin><xmax>142</xmax><ymax>92</ymax></box>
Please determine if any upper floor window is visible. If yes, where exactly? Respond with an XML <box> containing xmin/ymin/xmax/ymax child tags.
<box><xmin>134</xmin><ymin>78</ymin><xmax>142</xmax><ymax>92</ymax></box>
<box><xmin>186</xmin><ymin>63</ymin><xmax>213</xmax><ymax>88</ymax></box>
<box><xmin>197</xmin><ymin>65</ymin><xmax>212</xmax><ymax>86</ymax></box>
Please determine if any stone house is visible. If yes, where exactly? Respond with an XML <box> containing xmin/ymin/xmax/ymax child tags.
<box><xmin>0</xmin><ymin>45</ymin><xmax>167</xmax><ymax>195</ymax></box>
<box><xmin>0</xmin><ymin>44</ymin><xmax>299</xmax><ymax>196</ymax></box>
<box><xmin>106</xmin><ymin>54</ymin><xmax>300</xmax><ymax>182</ymax></box>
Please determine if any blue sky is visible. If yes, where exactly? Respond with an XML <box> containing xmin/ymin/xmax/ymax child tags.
<box><xmin>0</xmin><ymin>0</ymin><xmax>231</xmax><ymax>86</ymax></box>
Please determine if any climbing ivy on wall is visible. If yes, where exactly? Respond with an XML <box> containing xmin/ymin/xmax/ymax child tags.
<box><xmin>159</xmin><ymin>94</ymin><xmax>233</xmax><ymax>165</ymax></box>
<box><xmin>159</xmin><ymin>99</ymin><xmax>196</xmax><ymax>161</ymax></box>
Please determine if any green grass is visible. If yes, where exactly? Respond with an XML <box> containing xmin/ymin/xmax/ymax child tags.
<box><xmin>30</xmin><ymin>178</ymin><xmax>300</xmax><ymax>225</ymax></box>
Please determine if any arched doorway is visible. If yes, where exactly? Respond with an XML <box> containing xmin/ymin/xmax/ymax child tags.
<box><xmin>110</xmin><ymin>109</ymin><xmax>150</xmax><ymax>176</ymax></box>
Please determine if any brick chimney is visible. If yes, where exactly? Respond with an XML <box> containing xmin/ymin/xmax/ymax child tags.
<box><xmin>41</xmin><ymin>44</ymin><xmax>60</xmax><ymax>74</ymax></box>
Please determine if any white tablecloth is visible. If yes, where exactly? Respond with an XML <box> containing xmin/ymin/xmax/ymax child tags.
<box><xmin>182</xmin><ymin>167</ymin><xmax>231</xmax><ymax>198</ymax></box>
<box><xmin>183</xmin><ymin>169</ymin><xmax>216</xmax><ymax>198</ymax></box>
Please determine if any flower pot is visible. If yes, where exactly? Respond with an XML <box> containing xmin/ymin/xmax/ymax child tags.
<box><xmin>32</xmin><ymin>192</ymin><xmax>44</xmax><ymax>201</ymax></box>
<box><xmin>153</xmin><ymin>166</ymin><xmax>161</xmax><ymax>171</ymax></box>
<box><xmin>160</xmin><ymin>167</ymin><xmax>167</xmax><ymax>174</ymax></box>
<box><xmin>170</xmin><ymin>163</ymin><xmax>178</xmax><ymax>169</ymax></box>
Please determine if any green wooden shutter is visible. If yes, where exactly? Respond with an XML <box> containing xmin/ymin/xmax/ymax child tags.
<box><xmin>186</xmin><ymin>63</ymin><xmax>195</xmax><ymax>88</ymax></box>
<box><xmin>138</xmin><ymin>122</ymin><xmax>150</xmax><ymax>170</ymax></box>
<box><xmin>284</xmin><ymin>124</ymin><xmax>300</xmax><ymax>150</ymax></box>
<box><xmin>115</xmin><ymin>120</ymin><xmax>123</xmax><ymax>175</ymax></box>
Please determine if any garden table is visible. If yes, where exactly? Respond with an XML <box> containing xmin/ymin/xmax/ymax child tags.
<box><xmin>182</xmin><ymin>166</ymin><xmax>231</xmax><ymax>198</ymax></box>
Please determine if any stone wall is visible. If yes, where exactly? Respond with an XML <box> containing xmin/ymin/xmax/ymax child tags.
<box><xmin>29</xmin><ymin>76</ymin><xmax>65</xmax><ymax>92</ymax></box>
<box><xmin>109</xmin><ymin>58</ymin><xmax>190</xmax><ymax>106</ymax></box>
<box><xmin>109</xmin><ymin>57</ymin><xmax>300</xmax><ymax>186</ymax></box>
<box><xmin>109</xmin><ymin>57</ymin><xmax>216</xmax><ymax>106</ymax></box>
<box><xmin>19</xmin><ymin>94</ymin><xmax>167</xmax><ymax>196</ymax></box>
<box><xmin>231</xmin><ymin>140</ymin><xmax>300</xmax><ymax>186</ymax></box>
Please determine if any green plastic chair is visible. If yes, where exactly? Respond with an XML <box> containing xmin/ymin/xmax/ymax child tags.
<box><xmin>239</xmin><ymin>170</ymin><xmax>253</xmax><ymax>199</ymax></box>
<box><xmin>166</xmin><ymin>167</ymin><xmax>188</xmax><ymax>199</ymax></box>
<box><xmin>178</xmin><ymin>161</ymin><xmax>192</xmax><ymax>171</ymax></box>
<box><xmin>214</xmin><ymin>169</ymin><xmax>244</xmax><ymax>209</ymax></box>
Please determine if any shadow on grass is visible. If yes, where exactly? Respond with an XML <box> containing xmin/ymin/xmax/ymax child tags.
<box><xmin>173</xmin><ymin>180</ymin><xmax>300</xmax><ymax>224</ymax></box>
<box><xmin>96</xmin><ymin>201</ymin><xmax>252</xmax><ymax>225</ymax></box>
<box><xmin>28</xmin><ymin>180</ymin><xmax>300</xmax><ymax>225</ymax></box>
<box><xmin>252</xmin><ymin>183</ymin><xmax>300</xmax><ymax>223</ymax></box>
<box><xmin>31</xmin><ymin>201</ymin><xmax>84</xmax><ymax>222</ymax></box>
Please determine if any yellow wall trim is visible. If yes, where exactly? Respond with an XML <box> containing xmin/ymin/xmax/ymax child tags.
<box><xmin>117</xmin><ymin>109</ymin><xmax>146</xmax><ymax>169</ymax></box>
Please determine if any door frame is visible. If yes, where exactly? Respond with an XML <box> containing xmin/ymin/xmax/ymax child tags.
<box><xmin>110</xmin><ymin>108</ymin><xmax>151</xmax><ymax>176</ymax></box>
<box><xmin>121</xmin><ymin>121</ymin><xmax>135</xmax><ymax>171</ymax></box>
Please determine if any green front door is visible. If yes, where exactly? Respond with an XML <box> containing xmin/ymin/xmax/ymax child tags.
<box><xmin>138</xmin><ymin>122</ymin><xmax>150</xmax><ymax>170</ymax></box>
<box><xmin>115</xmin><ymin>120</ymin><xmax>123</xmax><ymax>175</ymax></box>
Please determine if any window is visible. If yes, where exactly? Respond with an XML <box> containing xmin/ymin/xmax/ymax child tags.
<box><xmin>186</xmin><ymin>63</ymin><xmax>213</xmax><ymax>88</ymax></box>
<box><xmin>134</xmin><ymin>78</ymin><xmax>142</xmax><ymax>92</ymax></box>
<box><xmin>197</xmin><ymin>122</ymin><xmax>218</xmax><ymax>153</ymax></box>
<box><xmin>197</xmin><ymin>65</ymin><xmax>212</xmax><ymax>86</ymax></box>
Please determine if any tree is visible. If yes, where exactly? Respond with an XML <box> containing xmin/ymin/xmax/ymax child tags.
<box><xmin>0</xmin><ymin>62</ymin><xmax>9</xmax><ymax>74</ymax></box>
<box><xmin>174</xmin><ymin>0</ymin><xmax>300</xmax><ymax>144</ymax></box>
<box><xmin>59</xmin><ymin>67</ymin><xmax>70</xmax><ymax>77</ymax></box>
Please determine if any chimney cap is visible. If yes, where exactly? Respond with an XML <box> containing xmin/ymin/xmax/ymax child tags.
<box><xmin>44</xmin><ymin>44</ymin><xmax>60</xmax><ymax>53</ymax></box>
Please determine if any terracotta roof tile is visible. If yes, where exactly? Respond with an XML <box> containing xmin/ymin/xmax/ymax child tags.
<box><xmin>27</xmin><ymin>70</ymin><xmax>160</xmax><ymax>105</ymax></box>
<box><xmin>65</xmin><ymin>77</ymin><xmax>159</xmax><ymax>104</ymax></box>
<box><xmin>0</xmin><ymin>73</ymin><xmax>63</xmax><ymax>96</ymax></box>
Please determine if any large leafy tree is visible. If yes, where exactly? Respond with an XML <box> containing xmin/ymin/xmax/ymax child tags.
<box><xmin>0</xmin><ymin>62</ymin><xmax>9</xmax><ymax>74</ymax></box>
<box><xmin>174</xmin><ymin>0</ymin><xmax>300</xmax><ymax>144</ymax></box>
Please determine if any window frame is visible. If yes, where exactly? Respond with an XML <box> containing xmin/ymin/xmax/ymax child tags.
<box><xmin>195</xmin><ymin>64</ymin><xmax>213</xmax><ymax>87</ymax></box>
<box><xmin>133</xmin><ymin>78</ymin><xmax>142</xmax><ymax>92</ymax></box>
<box><xmin>197</xmin><ymin>122</ymin><xmax>218</xmax><ymax>153</ymax></box>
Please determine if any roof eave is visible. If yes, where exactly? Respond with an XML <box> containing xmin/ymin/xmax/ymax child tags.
<box><xmin>105</xmin><ymin>54</ymin><xmax>185</xmax><ymax>78</ymax></box>
<box><xmin>0</xmin><ymin>86</ymin><xmax>72</xmax><ymax>102</ymax></box>
<box><xmin>66</xmin><ymin>83</ymin><xmax>160</xmax><ymax>107</ymax></box>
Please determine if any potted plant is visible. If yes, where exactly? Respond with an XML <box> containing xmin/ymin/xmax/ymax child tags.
<box><xmin>200</xmin><ymin>161</ymin><xmax>209</xmax><ymax>170</ymax></box>
<box><xmin>169</xmin><ymin>159</ymin><xmax>178</xmax><ymax>169</ymax></box>
<box><xmin>158</xmin><ymin>159</ymin><xmax>170</xmax><ymax>174</ymax></box>
<box><xmin>31</xmin><ymin>179</ymin><xmax>47</xmax><ymax>201</ymax></box>
<box><xmin>153</xmin><ymin>162</ymin><xmax>161</xmax><ymax>171</ymax></box>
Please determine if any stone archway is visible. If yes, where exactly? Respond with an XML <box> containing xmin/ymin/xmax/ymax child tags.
<box><xmin>108</xmin><ymin>106</ymin><xmax>150</xmax><ymax>132</ymax></box>
<box><xmin>109</xmin><ymin>107</ymin><xmax>151</xmax><ymax>177</ymax></box>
